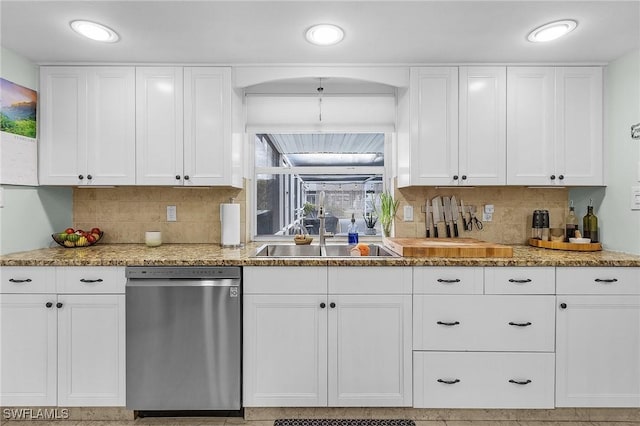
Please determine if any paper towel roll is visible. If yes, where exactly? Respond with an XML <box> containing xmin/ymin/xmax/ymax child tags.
<box><xmin>220</xmin><ymin>203</ymin><xmax>241</xmax><ymax>247</ymax></box>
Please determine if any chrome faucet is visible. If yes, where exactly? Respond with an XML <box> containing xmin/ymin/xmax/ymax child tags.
<box><xmin>317</xmin><ymin>190</ymin><xmax>332</xmax><ymax>248</ymax></box>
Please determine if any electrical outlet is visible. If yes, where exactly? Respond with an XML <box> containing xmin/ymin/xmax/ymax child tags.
<box><xmin>167</xmin><ymin>205</ymin><xmax>177</xmax><ymax>222</ymax></box>
<box><xmin>484</xmin><ymin>204</ymin><xmax>494</xmax><ymax>214</ymax></box>
<box><xmin>483</xmin><ymin>212</ymin><xmax>493</xmax><ymax>222</ymax></box>
<box><xmin>403</xmin><ymin>205</ymin><xmax>414</xmax><ymax>221</ymax></box>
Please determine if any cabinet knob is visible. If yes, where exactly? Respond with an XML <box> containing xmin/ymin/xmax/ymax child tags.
<box><xmin>558</xmin><ymin>175</ymin><xmax>564</xmax><ymax>180</ymax></box>
<box><xmin>453</xmin><ymin>175</ymin><xmax>459</xmax><ymax>181</ymax></box>
<box><xmin>56</xmin><ymin>302</ymin><xmax>63</xmax><ymax>309</ymax></box>
<box><xmin>320</xmin><ymin>302</ymin><xmax>326</xmax><ymax>309</ymax></box>
<box><xmin>550</xmin><ymin>175</ymin><xmax>556</xmax><ymax>180</ymax></box>
<box><xmin>509</xmin><ymin>379</ymin><xmax>532</xmax><ymax>385</ymax></box>
<box><xmin>78</xmin><ymin>175</ymin><xmax>84</xmax><ymax>180</ymax></box>
<box><xmin>45</xmin><ymin>302</ymin><xmax>53</xmax><ymax>308</ymax></box>
<box><xmin>330</xmin><ymin>302</ymin><xmax>336</xmax><ymax>308</ymax></box>
<box><xmin>560</xmin><ymin>303</ymin><xmax>567</xmax><ymax>309</ymax></box>
<box><xmin>461</xmin><ymin>175</ymin><xmax>467</xmax><ymax>180</ymax></box>
<box><xmin>184</xmin><ymin>175</ymin><xmax>190</xmax><ymax>181</ymax></box>
<box><xmin>9</xmin><ymin>278</ymin><xmax>32</xmax><ymax>283</ymax></box>
<box><xmin>87</xmin><ymin>174</ymin><xmax>92</xmax><ymax>180</ymax></box>
<box><xmin>175</xmin><ymin>175</ymin><xmax>181</xmax><ymax>180</ymax></box>
<box><xmin>437</xmin><ymin>378</ymin><xmax>460</xmax><ymax>385</ymax></box>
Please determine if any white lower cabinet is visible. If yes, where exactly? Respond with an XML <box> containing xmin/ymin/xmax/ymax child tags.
<box><xmin>556</xmin><ymin>267</ymin><xmax>640</xmax><ymax>407</ymax></box>
<box><xmin>0</xmin><ymin>267</ymin><xmax>126</xmax><ymax>407</ymax></box>
<box><xmin>413</xmin><ymin>352</ymin><xmax>555</xmax><ymax>408</ymax></box>
<box><xmin>243</xmin><ymin>266</ymin><xmax>412</xmax><ymax>407</ymax></box>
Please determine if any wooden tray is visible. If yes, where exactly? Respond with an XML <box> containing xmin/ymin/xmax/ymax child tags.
<box><xmin>383</xmin><ymin>237</ymin><xmax>513</xmax><ymax>258</ymax></box>
<box><xmin>528</xmin><ymin>238</ymin><xmax>602</xmax><ymax>252</ymax></box>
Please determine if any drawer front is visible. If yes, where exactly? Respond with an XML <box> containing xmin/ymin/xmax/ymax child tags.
<box><xmin>485</xmin><ymin>267</ymin><xmax>555</xmax><ymax>294</ymax></box>
<box><xmin>244</xmin><ymin>266</ymin><xmax>327</xmax><ymax>294</ymax></box>
<box><xmin>413</xmin><ymin>295</ymin><xmax>555</xmax><ymax>351</ymax></box>
<box><xmin>413</xmin><ymin>267</ymin><xmax>484</xmax><ymax>294</ymax></box>
<box><xmin>413</xmin><ymin>351</ymin><xmax>555</xmax><ymax>408</ymax></box>
<box><xmin>557</xmin><ymin>267</ymin><xmax>640</xmax><ymax>295</ymax></box>
<box><xmin>0</xmin><ymin>267</ymin><xmax>56</xmax><ymax>293</ymax></box>
<box><xmin>56</xmin><ymin>267</ymin><xmax>125</xmax><ymax>294</ymax></box>
<box><xmin>328</xmin><ymin>266</ymin><xmax>412</xmax><ymax>294</ymax></box>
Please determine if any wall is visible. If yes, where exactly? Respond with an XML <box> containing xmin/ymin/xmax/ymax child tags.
<box><xmin>73</xmin><ymin>186</ymin><xmax>246</xmax><ymax>244</ymax></box>
<box><xmin>0</xmin><ymin>47</ymin><xmax>73</xmax><ymax>255</ymax></box>
<box><xmin>395</xmin><ymin>185</ymin><xmax>568</xmax><ymax>245</ymax></box>
<box><xmin>570</xmin><ymin>49</ymin><xmax>640</xmax><ymax>254</ymax></box>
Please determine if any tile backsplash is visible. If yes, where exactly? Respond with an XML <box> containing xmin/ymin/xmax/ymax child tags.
<box><xmin>394</xmin><ymin>186</ymin><xmax>569</xmax><ymax>244</ymax></box>
<box><xmin>74</xmin><ymin>184</ymin><xmax>567</xmax><ymax>245</ymax></box>
<box><xmin>73</xmin><ymin>186</ymin><xmax>245</xmax><ymax>244</ymax></box>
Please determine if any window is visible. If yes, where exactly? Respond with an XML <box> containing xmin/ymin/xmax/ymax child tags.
<box><xmin>253</xmin><ymin>133</ymin><xmax>387</xmax><ymax>238</ymax></box>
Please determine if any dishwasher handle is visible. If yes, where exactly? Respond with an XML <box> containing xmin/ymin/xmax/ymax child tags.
<box><xmin>126</xmin><ymin>278</ymin><xmax>240</xmax><ymax>287</ymax></box>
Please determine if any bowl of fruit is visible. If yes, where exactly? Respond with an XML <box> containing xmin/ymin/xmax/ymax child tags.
<box><xmin>52</xmin><ymin>228</ymin><xmax>103</xmax><ymax>248</ymax></box>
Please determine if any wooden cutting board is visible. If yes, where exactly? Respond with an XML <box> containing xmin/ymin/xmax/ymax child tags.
<box><xmin>383</xmin><ymin>237</ymin><xmax>513</xmax><ymax>258</ymax></box>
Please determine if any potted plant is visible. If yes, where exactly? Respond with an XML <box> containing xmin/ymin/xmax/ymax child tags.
<box><xmin>377</xmin><ymin>191</ymin><xmax>399</xmax><ymax>238</ymax></box>
<box><xmin>363</xmin><ymin>212</ymin><xmax>378</xmax><ymax>235</ymax></box>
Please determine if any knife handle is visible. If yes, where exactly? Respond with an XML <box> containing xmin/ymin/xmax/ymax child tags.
<box><xmin>445</xmin><ymin>224</ymin><xmax>451</xmax><ymax>238</ymax></box>
<box><xmin>453</xmin><ymin>223</ymin><xmax>459</xmax><ymax>237</ymax></box>
<box><xmin>426</xmin><ymin>228</ymin><xmax>430</xmax><ymax>238</ymax></box>
<box><xmin>433</xmin><ymin>225</ymin><xmax>439</xmax><ymax>238</ymax></box>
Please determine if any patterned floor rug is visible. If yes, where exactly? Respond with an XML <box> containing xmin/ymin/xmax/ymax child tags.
<box><xmin>274</xmin><ymin>420</ymin><xmax>415</xmax><ymax>426</ymax></box>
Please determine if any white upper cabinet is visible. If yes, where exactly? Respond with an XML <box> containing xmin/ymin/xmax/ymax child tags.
<box><xmin>459</xmin><ymin>67</ymin><xmax>506</xmax><ymax>185</ymax></box>
<box><xmin>135</xmin><ymin>67</ymin><xmax>185</xmax><ymax>185</ymax></box>
<box><xmin>507</xmin><ymin>67</ymin><xmax>603</xmax><ymax>186</ymax></box>
<box><xmin>39</xmin><ymin>67</ymin><xmax>135</xmax><ymax>185</ymax></box>
<box><xmin>136</xmin><ymin>67</ymin><xmax>239</xmax><ymax>186</ymax></box>
<box><xmin>403</xmin><ymin>67</ymin><xmax>459</xmax><ymax>186</ymax></box>
<box><xmin>400</xmin><ymin>67</ymin><xmax>505</xmax><ymax>187</ymax></box>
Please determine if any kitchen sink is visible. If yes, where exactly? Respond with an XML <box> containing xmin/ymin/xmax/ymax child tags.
<box><xmin>252</xmin><ymin>244</ymin><xmax>398</xmax><ymax>258</ymax></box>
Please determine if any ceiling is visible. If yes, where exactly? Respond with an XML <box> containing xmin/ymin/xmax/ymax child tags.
<box><xmin>1</xmin><ymin>1</ymin><xmax>639</xmax><ymax>65</ymax></box>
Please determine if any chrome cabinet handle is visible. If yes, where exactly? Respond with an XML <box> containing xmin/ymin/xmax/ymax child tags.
<box><xmin>80</xmin><ymin>278</ymin><xmax>103</xmax><ymax>283</ymax></box>
<box><xmin>437</xmin><ymin>321</ymin><xmax>460</xmax><ymax>326</ymax></box>
<box><xmin>508</xmin><ymin>278</ymin><xmax>531</xmax><ymax>284</ymax></box>
<box><xmin>509</xmin><ymin>379</ymin><xmax>532</xmax><ymax>385</ymax></box>
<box><xmin>595</xmin><ymin>278</ymin><xmax>618</xmax><ymax>283</ymax></box>
<box><xmin>508</xmin><ymin>321</ymin><xmax>532</xmax><ymax>327</ymax></box>
<box><xmin>437</xmin><ymin>278</ymin><xmax>460</xmax><ymax>284</ymax></box>
<box><xmin>9</xmin><ymin>278</ymin><xmax>32</xmax><ymax>283</ymax></box>
<box><xmin>437</xmin><ymin>379</ymin><xmax>460</xmax><ymax>384</ymax></box>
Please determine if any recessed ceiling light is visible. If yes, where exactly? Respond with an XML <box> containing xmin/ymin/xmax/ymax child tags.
<box><xmin>70</xmin><ymin>20</ymin><xmax>119</xmax><ymax>43</ymax></box>
<box><xmin>305</xmin><ymin>24</ymin><xmax>344</xmax><ymax>46</ymax></box>
<box><xmin>527</xmin><ymin>19</ymin><xmax>577</xmax><ymax>43</ymax></box>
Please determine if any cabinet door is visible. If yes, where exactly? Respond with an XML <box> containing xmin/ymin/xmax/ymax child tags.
<box><xmin>506</xmin><ymin>67</ymin><xmax>555</xmax><ymax>185</ymax></box>
<box><xmin>410</xmin><ymin>67</ymin><xmax>458</xmax><ymax>185</ymax></box>
<box><xmin>243</xmin><ymin>294</ymin><xmax>328</xmax><ymax>407</ymax></box>
<box><xmin>556</xmin><ymin>295</ymin><xmax>640</xmax><ymax>407</ymax></box>
<box><xmin>328</xmin><ymin>294</ymin><xmax>412</xmax><ymax>407</ymax></box>
<box><xmin>39</xmin><ymin>67</ymin><xmax>88</xmax><ymax>185</ymax></box>
<box><xmin>183</xmin><ymin>67</ymin><xmax>232</xmax><ymax>186</ymax></box>
<box><xmin>0</xmin><ymin>294</ymin><xmax>57</xmax><ymax>406</ymax></box>
<box><xmin>86</xmin><ymin>67</ymin><xmax>136</xmax><ymax>185</ymax></box>
<box><xmin>459</xmin><ymin>67</ymin><xmax>506</xmax><ymax>185</ymax></box>
<box><xmin>57</xmin><ymin>295</ymin><xmax>125</xmax><ymax>406</ymax></box>
<box><xmin>136</xmin><ymin>67</ymin><xmax>184</xmax><ymax>185</ymax></box>
<box><xmin>555</xmin><ymin>67</ymin><xmax>603</xmax><ymax>185</ymax></box>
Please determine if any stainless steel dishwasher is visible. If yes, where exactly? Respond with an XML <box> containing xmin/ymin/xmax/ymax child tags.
<box><xmin>126</xmin><ymin>266</ymin><xmax>241</xmax><ymax>412</ymax></box>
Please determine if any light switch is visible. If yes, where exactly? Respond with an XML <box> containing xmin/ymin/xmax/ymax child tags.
<box><xmin>167</xmin><ymin>205</ymin><xmax>177</xmax><ymax>222</ymax></box>
<box><xmin>403</xmin><ymin>205</ymin><xmax>414</xmax><ymax>222</ymax></box>
<box><xmin>631</xmin><ymin>187</ymin><xmax>640</xmax><ymax>210</ymax></box>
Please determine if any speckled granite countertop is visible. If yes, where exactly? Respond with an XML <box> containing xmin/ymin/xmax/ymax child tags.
<box><xmin>2</xmin><ymin>243</ymin><xmax>640</xmax><ymax>267</ymax></box>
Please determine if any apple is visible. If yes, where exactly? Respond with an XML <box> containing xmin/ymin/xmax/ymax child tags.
<box><xmin>90</xmin><ymin>227</ymin><xmax>101</xmax><ymax>235</ymax></box>
<box><xmin>65</xmin><ymin>228</ymin><xmax>75</xmax><ymax>234</ymax></box>
<box><xmin>86</xmin><ymin>234</ymin><xmax>96</xmax><ymax>244</ymax></box>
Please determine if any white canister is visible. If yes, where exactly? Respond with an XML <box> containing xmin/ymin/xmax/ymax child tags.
<box><xmin>145</xmin><ymin>231</ymin><xmax>162</xmax><ymax>247</ymax></box>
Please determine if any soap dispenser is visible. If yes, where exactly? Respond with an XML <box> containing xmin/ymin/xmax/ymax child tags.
<box><xmin>348</xmin><ymin>213</ymin><xmax>359</xmax><ymax>245</ymax></box>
